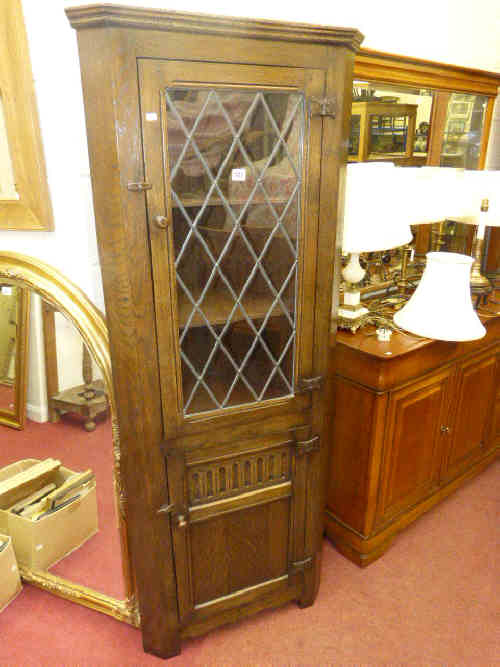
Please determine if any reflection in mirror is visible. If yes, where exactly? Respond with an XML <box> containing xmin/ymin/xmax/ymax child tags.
<box><xmin>345</xmin><ymin>82</ymin><xmax>489</xmax><ymax>301</ymax></box>
<box><xmin>0</xmin><ymin>285</ymin><xmax>29</xmax><ymax>428</ymax></box>
<box><xmin>350</xmin><ymin>81</ymin><xmax>433</xmax><ymax>165</ymax></box>
<box><xmin>0</xmin><ymin>292</ymin><xmax>125</xmax><ymax>600</ymax></box>
<box><xmin>0</xmin><ymin>286</ymin><xmax>17</xmax><ymax>412</ymax></box>
<box><xmin>441</xmin><ymin>93</ymin><xmax>488</xmax><ymax>169</ymax></box>
<box><xmin>0</xmin><ymin>255</ymin><xmax>137</xmax><ymax>627</ymax></box>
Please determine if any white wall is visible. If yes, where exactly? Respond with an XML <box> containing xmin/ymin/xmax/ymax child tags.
<box><xmin>0</xmin><ymin>0</ymin><xmax>101</xmax><ymax>306</ymax></box>
<box><xmin>0</xmin><ymin>0</ymin><xmax>498</xmax><ymax>304</ymax></box>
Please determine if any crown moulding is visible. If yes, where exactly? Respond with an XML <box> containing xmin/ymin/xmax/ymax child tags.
<box><xmin>65</xmin><ymin>4</ymin><xmax>364</xmax><ymax>51</ymax></box>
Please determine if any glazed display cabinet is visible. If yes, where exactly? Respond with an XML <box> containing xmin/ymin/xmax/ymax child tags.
<box><xmin>67</xmin><ymin>5</ymin><xmax>362</xmax><ymax>658</ymax></box>
<box><xmin>349</xmin><ymin>100</ymin><xmax>420</xmax><ymax>164</ymax></box>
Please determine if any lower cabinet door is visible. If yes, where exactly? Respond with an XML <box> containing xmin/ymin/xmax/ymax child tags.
<box><xmin>442</xmin><ymin>349</ymin><xmax>498</xmax><ymax>482</ymax></box>
<box><xmin>164</xmin><ymin>429</ymin><xmax>314</xmax><ymax>633</ymax></box>
<box><xmin>375</xmin><ymin>367</ymin><xmax>453</xmax><ymax>528</ymax></box>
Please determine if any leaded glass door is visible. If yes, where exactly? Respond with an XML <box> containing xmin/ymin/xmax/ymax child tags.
<box><xmin>140</xmin><ymin>60</ymin><xmax>324</xmax><ymax>435</ymax></box>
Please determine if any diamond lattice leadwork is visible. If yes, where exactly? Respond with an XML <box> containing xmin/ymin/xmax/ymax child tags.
<box><xmin>165</xmin><ymin>87</ymin><xmax>304</xmax><ymax>414</ymax></box>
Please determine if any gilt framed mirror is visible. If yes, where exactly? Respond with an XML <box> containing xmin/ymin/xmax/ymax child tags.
<box><xmin>0</xmin><ymin>283</ymin><xmax>29</xmax><ymax>429</ymax></box>
<box><xmin>343</xmin><ymin>49</ymin><xmax>500</xmax><ymax>300</ymax></box>
<box><xmin>0</xmin><ymin>251</ymin><xmax>138</xmax><ymax>626</ymax></box>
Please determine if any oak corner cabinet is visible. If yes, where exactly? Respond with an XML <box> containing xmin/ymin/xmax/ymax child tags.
<box><xmin>324</xmin><ymin>314</ymin><xmax>500</xmax><ymax>568</ymax></box>
<box><xmin>66</xmin><ymin>5</ymin><xmax>363</xmax><ymax>658</ymax></box>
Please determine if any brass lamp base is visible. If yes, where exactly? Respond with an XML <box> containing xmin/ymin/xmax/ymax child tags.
<box><xmin>470</xmin><ymin>233</ymin><xmax>491</xmax><ymax>289</ymax></box>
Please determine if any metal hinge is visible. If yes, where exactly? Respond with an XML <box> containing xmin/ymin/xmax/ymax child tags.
<box><xmin>296</xmin><ymin>376</ymin><xmax>323</xmax><ymax>393</ymax></box>
<box><xmin>308</xmin><ymin>96</ymin><xmax>337</xmax><ymax>118</ymax></box>
<box><xmin>295</xmin><ymin>435</ymin><xmax>320</xmax><ymax>456</ymax></box>
<box><xmin>289</xmin><ymin>556</ymin><xmax>314</xmax><ymax>575</ymax></box>
<box><xmin>157</xmin><ymin>503</ymin><xmax>175</xmax><ymax>515</ymax></box>
<box><xmin>127</xmin><ymin>181</ymin><xmax>152</xmax><ymax>192</ymax></box>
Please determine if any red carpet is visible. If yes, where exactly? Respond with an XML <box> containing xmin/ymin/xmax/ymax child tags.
<box><xmin>0</xmin><ymin>416</ymin><xmax>125</xmax><ymax>599</ymax></box>
<box><xmin>0</xmin><ymin>458</ymin><xmax>497</xmax><ymax>665</ymax></box>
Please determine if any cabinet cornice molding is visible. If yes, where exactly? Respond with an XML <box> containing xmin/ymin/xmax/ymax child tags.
<box><xmin>65</xmin><ymin>4</ymin><xmax>364</xmax><ymax>51</ymax></box>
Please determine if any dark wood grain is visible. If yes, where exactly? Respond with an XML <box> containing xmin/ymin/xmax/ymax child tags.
<box><xmin>67</xmin><ymin>5</ymin><xmax>362</xmax><ymax>658</ymax></box>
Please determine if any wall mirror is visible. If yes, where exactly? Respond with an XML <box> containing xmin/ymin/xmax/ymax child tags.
<box><xmin>342</xmin><ymin>49</ymin><xmax>500</xmax><ymax>299</ymax></box>
<box><xmin>0</xmin><ymin>284</ymin><xmax>29</xmax><ymax>429</ymax></box>
<box><xmin>0</xmin><ymin>251</ymin><xmax>138</xmax><ymax>626</ymax></box>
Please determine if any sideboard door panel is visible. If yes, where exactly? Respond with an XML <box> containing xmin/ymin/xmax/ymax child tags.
<box><xmin>442</xmin><ymin>349</ymin><xmax>498</xmax><ymax>481</ymax></box>
<box><xmin>376</xmin><ymin>368</ymin><xmax>453</xmax><ymax>527</ymax></box>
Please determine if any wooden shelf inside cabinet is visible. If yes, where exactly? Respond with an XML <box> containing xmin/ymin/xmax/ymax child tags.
<box><xmin>177</xmin><ymin>290</ymin><xmax>293</xmax><ymax>328</ymax></box>
<box><xmin>177</xmin><ymin>225</ymin><xmax>296</xmax><ymax>328</ymax></box>
<box><xmin>173</xmin><ymin>196</ymin><xmax>294</xmax><ymax>209</ymax></box>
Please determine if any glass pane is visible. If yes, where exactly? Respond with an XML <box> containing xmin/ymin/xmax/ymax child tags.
<box><xmin>369</xmin><ymin>113</ymin><xmax>410</xmax><ymax>155</ymax></box>
<box><xmin>165</xmin><ymin>88</ymin><xmax>303</xmax><ymax>415</ymax></box>
<box><xmin>0</xmin><ymin>285</ymin><xmax>18</xmax><ymax>414</ymax></box>
<box><xmin>440</xmin><ymin>93</ymin><xmax>488</xmax><ymax>169</ymax></box>
<box><xmin>349</xmin><ymin>114</ymin><xmax>360</xmax><ymax>156</ymax></box>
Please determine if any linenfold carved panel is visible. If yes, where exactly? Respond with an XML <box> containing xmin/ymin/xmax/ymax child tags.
<box><xmin>188</xmin><ymin>444</ymin><xmax>291</xmax><ymax>505</ymax></box>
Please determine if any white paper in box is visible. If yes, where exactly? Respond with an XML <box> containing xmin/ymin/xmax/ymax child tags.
<box><xmin>0</xmin><ymin>459</ymin><xmax>98</xmax><ymax>570</ymax></box>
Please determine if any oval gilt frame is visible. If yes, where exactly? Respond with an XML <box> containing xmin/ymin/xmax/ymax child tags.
<box><xmin>0</xmin><ymin>251</ymin><xmax>139</xmax><ymax>626</ymax></box>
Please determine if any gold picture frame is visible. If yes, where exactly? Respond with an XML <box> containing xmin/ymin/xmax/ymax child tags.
<box><xmin>0</xmin><ymin>0</ymin><xmax>53</xmax><ymax>230</ymax></box>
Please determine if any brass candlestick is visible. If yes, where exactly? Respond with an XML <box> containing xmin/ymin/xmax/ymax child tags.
<box><xmin>469</xmin><ymin>199</ymin><xmax>491</xmax><ymax>290</ymax></box>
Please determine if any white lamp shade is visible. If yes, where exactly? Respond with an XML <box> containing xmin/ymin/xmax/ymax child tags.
<box><xmin>457</xmin><ymin>169</ymin><xmax>500</xmax><ymax>227</ymax></box>
<box><xmin>341</xmin><ymin>162</ymin><xmax>413</xmax><ymax>253</ymax></box>
<box><xmin>394</xmin><ymin>252</ymin><xmax>485</xmax><ymax>341</ymax></box>
<box><xmin>415</xmin><ymin>167</ymin><xmax>468</xmax><ymax>222</ymax></box>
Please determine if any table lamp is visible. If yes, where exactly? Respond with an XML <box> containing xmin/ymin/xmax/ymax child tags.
<box><xmin>457</xmin><ymin>169</ymin><xmax>500</xmax><ymax>290</ymax></box>
<box><xmin>338</xmin><ymin>162</ymin><xmax>413</xmax><ymax>328</ymax></box>
<box><xmin>415</xmin><ymin>167</ymin><xmax>468</xmax><ymax>251</ymax></box>
<box><xmin>394</xmin><ymin>251</ymin><xmax>485</xmax><ymax>341</ymax></box>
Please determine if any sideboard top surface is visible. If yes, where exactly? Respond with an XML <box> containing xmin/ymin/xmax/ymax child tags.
<box><xmin>330</xmin><ymin>298</ymin><xmax>500</xmax><ymax>392</ymax></box>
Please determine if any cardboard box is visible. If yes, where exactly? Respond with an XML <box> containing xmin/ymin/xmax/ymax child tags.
<box><xmin>0</xmin><ymin>459</ymin><xmax>98</xmax><ymax>570</ymax></box>
<box><xmin>0</xmin><ymin>534</ymin><xmax>22</xmax><ymax>613</ymax></box>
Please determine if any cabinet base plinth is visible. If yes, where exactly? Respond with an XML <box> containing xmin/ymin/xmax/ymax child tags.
<box><xmin>325</xmin><ymin>527</ymin><xmax>393</xmax><ymax>567</ymax></box>
<box><xmin>325</xmin><ymin>446</ymin><xmax>499</xmax><ymax>567</ymax></box>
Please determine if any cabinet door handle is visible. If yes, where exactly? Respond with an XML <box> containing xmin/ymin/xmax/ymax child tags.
<box><xmin>154</xmin><ymin>215</ymin><xmax>170</xmax><ymax>229</ymax></box>
<box><xmin>440</xmin><ymin>425</ymin><xmax>450</xmax><ymax>434</ymax></box>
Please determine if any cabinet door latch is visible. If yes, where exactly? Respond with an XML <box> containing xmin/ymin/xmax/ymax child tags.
<box><xmin>308</xmin><ymin>96</ymin><xmax>337</xmax><ymax>119</ymax></box>
<box><xmin>295</xmin><ymin>434</ymin><xmax>320</xmax><ymax>456</ymax></box>
<box><xmin>157</xmin><ymin>503</ymin><xmax>189</xmax><ymax>529</ymax></box>
<box><xmin>296</xmin><ymin>376</ymin><xmax>323</xmax><ymax>392</ymax></box>
<box><xmin>289</xmin><ymin>556</ymin><xmax>314</xmax><ymax>575</ymax></box>
<box><xmin>127</xmin><ymin>181</ymin><xmax>152</xmax><ymax>192</ymax></box>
